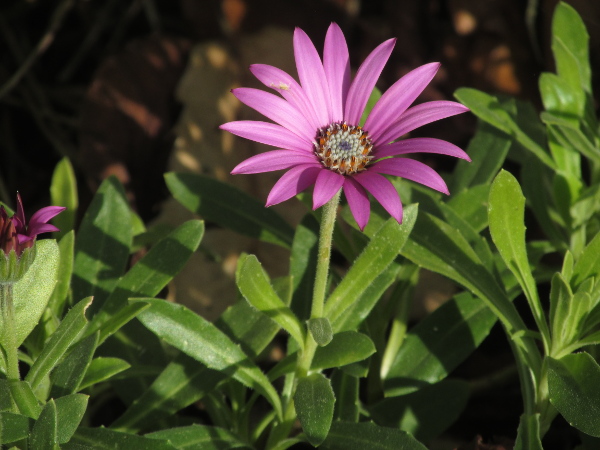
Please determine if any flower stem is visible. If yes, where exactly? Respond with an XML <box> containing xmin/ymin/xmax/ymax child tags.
<box><xmin>310</xmin><ymin>190</ymin><xmax>341</xmax><ymax>320</ymax></box>
<box><xmin>266</xmin><ymin>191</ymin><xmax>341</xmax><ymax>449</ymax></box>
<box><xmin>297</xmin><ymin>190</ymin><xmax>341</xmax><ymax>378</ymax></box>
<box><xmin>1</xmin><ymin>283</ymin><xmax>20</xmax><ymax>380</ymax></box>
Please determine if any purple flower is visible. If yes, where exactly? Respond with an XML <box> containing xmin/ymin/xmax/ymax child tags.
<box><xmin>221</xmin><ymin>23</ymin><xmax>470</xmax><ymax>230</ymax></box>
<box><xmin>0</xmin><ymin>194</ymin><xmax>65</xmax><ymax>256</ymax></box>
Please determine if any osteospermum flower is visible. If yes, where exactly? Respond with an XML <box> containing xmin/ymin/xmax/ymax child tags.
<box><xmin>0</xmin><ymin>194</ymin><xmax>65</xmax><ymax>257</ymax></box>
<box><xmin>221</xmin><ymin>23</ymin><xmax>470</xmax><ymax>230</ymax></box>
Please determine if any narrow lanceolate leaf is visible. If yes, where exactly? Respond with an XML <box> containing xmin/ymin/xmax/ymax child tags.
<box><xmin>64</xmin><ymin>427</ymin><xmax>177</xmax><ymax>449</ymax></box>
<box><xmin>113</xmin><ymin>296</ymin><xmax>281</xmax><ymax>433</ymax></box>
<box><xmin>50</xmin><ymin>332</ymin><xmax>98</xmax><ymax>398</ymax></box>
<box><xmin>135</xmin><ymin>298</ymin><xmax>282</xmax><ymax>418</ymax></box>
<box><xmin>48</xmin><ymin>230</ymin><xmax>75</xmax><ymax>318</ymax></box>
<box><xmin>0</xmin><ymin>412</ymin><xmax>33</xmax><ymax>444</ymax></box>
<box><xmin>321</xmin><ymin>422</ymin><xmax>427</xmax><ymax>450</ymax></box>
<box><xmin>50</xmin><ymin>157</ymin><xmax>78</xmax><ymax>237</ymax></box>
<box><xmin>25</xmin><ymin>297</ymin><xmax>93</xmax><ymax>390</ymax></box>
<box><xmin>384</xmin><ymin>293</ymin><xmax>496</xmax><ymax>396</ymax></box>
<box><xmin>146</xmin><ymin>425</ymin><xmax>252</xmax><ymax>449</ymax></box>
<box><xmin>454</xmin><ymin>88</ymin><xmax>555</xmax><ymax>170</ymax></box>
<box><xmin>30</xmin><ymin>399</ymin><xmax>57</xmax><ymax>449</ymax></box>
<box><xmin>12</xmin><ymin>239</ymin><xmax>59</xmax><ymax>346</ymax></box>
<box><xmin>325</xmin><ymin>206</ymin><xmax>417</xmax><ymax>324</ymax></box>
<box><xmin>165</xmin><ymin>172</ymin><xmax>294</xmax><ymax>248</ymax></box>
<box><xmin>548</xmin><ymin>353</ymin><xmax>600</xmax><ymax>437</ymax></box>
<box><xmin>90</xmin><ymin>220</ymin><xmax>204</xmax><ymax>328</ymax></box>
<box><xmin>488</xmin><ymin>170</ymin><xmax>549</xmax><ymax>346</ymax></box>
<box><xmin>54</xmin><ymin>394</ymin><xmax>88</xmax><ymax>444</ymax></box>
<box><xmin>237</xmin><ymin>255</ymin><xmax>305</xmax><ymax>349</ymax></box>
<box><xmin>73</xmin><ymin>176</ymin><xmax>132</xmax><ymax>314</ymax></box>
<box><xmin>79</xmin><ymin>357</ymin><xmax>131</xmax><ymax>390</ymax></box>
<box><xmin>8</xmin><ymin>380</ymin><xmax>41</xmax><ymax>419</ymax></box>
<box><xmin>371</xmin><ymin>380</ymin><xmax>469</xmax><ymax>442</ymax></box>
<box><xmin>514</xmin><ymin>414</ymin><xmax>543</xmax><ymax>450</ymax></box>
<box><xmin>311</xmin><ymin>331</ymin><xmax>375</xmax><ymax>370</ymax></box>
<box><xmin>295</xmin><ymin>374</ymin><xmax>336</xmax><ymax>447</ymax></box>
<box><xmin>331</xmin><ymin>370</ymin><xmax>359</xmax><ymax>422</ymax></box>
<box><xmin>572</xmin><ymin>231</ymin><xmax>600</xmax><ymax>288</ymax></box>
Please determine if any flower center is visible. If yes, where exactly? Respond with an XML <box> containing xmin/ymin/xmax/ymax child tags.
<box><xmin>314</xmin><ymin>122</ymin><xmax>373</xmax><ymax>175</ymax></box>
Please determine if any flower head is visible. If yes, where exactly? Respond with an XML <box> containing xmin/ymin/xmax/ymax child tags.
<box><xmin>221</xmin><ymin>23</ymin><xmax>470</xmax><ymax>230</ymax></box>
<box><xmin>0</xmin><ymin>193</ymin><xmax>65</xmax><ymax>257</ymax></box>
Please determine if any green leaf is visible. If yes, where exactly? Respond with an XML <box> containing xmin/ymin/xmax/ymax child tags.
<box><xmin>111</xmin><ymin>354</ymin><xmax>223</xmax><ymax>433</ymax></box>
<box><xmin>25</xmin><ymin>297</ymin><xmax>93</xmax><ymax>390</ymax></box>
<box><xmin>331</xmin><ymin>263</ymin><xmax>401</xmax><ymax>333</ymax></box>
<box><xmin>48</xmin><ymin>231</ymin><xmax>75</xmax><ymax>319</ymax></box>
<box><xmin>400</xmin><ymin>211</ymin><xmax>539</xmax><ymax>371</ymax></box>
<box><xmin>360</xmin><ymin>87</ymin><xmax>382</xmax><ymax>127</ymax></box>
<box><xmin>384</xmin><ymin>293</ymin><xmax>495</xmax><ymax>395</ymax></box>
<box><xmin>237</xmin><ymin>255</ymin><xmax>305</xmax><ymax>349</ymax></box>
<box><xmin>289</xmin><ymin>214</ymin><xmax>320</xmax><ymax>321</ymax></box>
<box><xmin>0</xmin><ymin>412</ymin><xmax>33</xmax><ymax>444</ymax></box>
<box><xmin>549</xmin><ymin>273</ymin><xmax>573</xmax><ymax>355</ymax></box>
<box><xmin>572</xmin><ymin>231</ymin><xmax>600</xmax><ymax>288</ymax></box>
<box><xmin>307</xmin><ymin>318</ymin><xmax>333</xmax><ymax>346</ymax></box>
<box><xmin>449</xmin><ymin>121</ymin><xmax>511</xmax><ymax>193</ymax></box>
<box><xmin>54</xmin><ymin>394</ymin><xmax>88</xmax><ymax>444</ymax></box>
<box><xmin>50</xmin><ymin>157</ymin><xmax>78</xmax><ymax>238</ymax></box>
<box><xmin>446</xmin><ymin>184</ymin><xmax>489</xmax><ymax>233</ymax></box>
<box><xmin>551</xmin><ymin>2</ymin><xmax>591</xmax><ymax>94</ymax></box>
<box><xmin>331</xmin><ymin>370</ymin><xmax>359</xmax><ymax>422</ymax></box>
<box><xmin>79</xmin><ymin>357</ymin><xmax>131</xmax><ymax>390</ymax></box>
<box><xmin>371</xmin><ymin>380</ymin><xmax>469</xmax><ymax>442</ymax></box>
<box><xmin>312</xmin><ymin>331</ymin><xmax>375</xmax><ymax>370</ymax></box>
<box><xmin>8</xmin><ymin>380</ymin><xmax>41</xmax><ymax>419</ymax></box>
<box><xmin>90</xmin><ymin>220</ymin><xmax>204</xmax><ymax>328</ymax></box>
<box><xmin>541</xmin><ymin>112</ymin><xmax>600</xmax><ymax>162</ymax></box>
<box><xmin>135</xmin><ymin>298</ymin><xmax>282</xmax><ymax>418</ymax></box>
<box><xmin>454</xmin><ymin>88</ymin><xmax>555</xmax><ymax>169</ymax></box>
<box><xmin>94</xmin><ymin>301</ymin><xmax>152</xmax><ymax>346</ymax></box>
<box><xmin>165</xmin><ymin>172</ymin><xmax>293</xmax><ymax>248</ymax></box>
<box><xmin>11</xmin><ymin>239</ymin><xmax>59</xmax><ymax>346</ymax></box>
<box><xmin>321</xmin><ymin>422</ymin><xmax>427</xmax><ymax>450</ymax></box>
<box><xmin>73</xmin><ymin>176</ymin><xmax>132</xmax><ymax>314</ymax></box>
<box><xmin>488</xmin><ymin>170</ymin><xmax>548</xmax><ymax>343</ymax></box>
<box><xmin>30</xmin><ymin>399</ymin><xmax>57</xmax><ymax>449</ymax></box>
<box><xmin>548</xmin><ymin>353</ymin><xmax>600</xmax><ymax>436</ymax></box>
<box><xmin>539</xmin><ymin>72</ymin><xmax>584</xmax><ymax>119</ymax></box>
<box><xmin>113</xmin><ymin>295</ymin><xmax>281</xmax><ymax>433</ymax></box>
<box><xmin>146</xmin><ymin>425</ymin><xmax>251</xmax><ymax>449</ymax></box>
<box><xmin>295</xmin><ymin>373</ymin><xmax>335</xmax><ymax>447</ymax></box>
<box><xmin>50</xmin><ymin>332</ymin><xmax>98</xmax><ymax>398</ymax></box>
<box><xmin>325</xmin><ymin>207</ymin><xmax>417</xmax><ymax>324</ymax></box>
<box><xmin>514</xmin><ymin>414</ymin><xmax>543</xmax><ymax>450</ymax></box>
<box><xmin>64</xmin><ymin>427</ymin><xmax>177</xmax><ymax>449</ymax></box>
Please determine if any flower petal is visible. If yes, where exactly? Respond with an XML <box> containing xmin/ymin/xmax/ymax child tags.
<box><xmin>29</xmin><ymin>206</ymin><xmax>67</xmax><ymax>228</ymax></box>
<box><xmin>374</xmin><ymin>101</ymin><xmax>470</xmax><ymax>146</ymax></box>
<box><xmin>365</xmin><ymin>62</ymin><xmax>440</xmax><ymax>141</ymax></box>
<box><xmin>27</xmin><ymin>223</ymin><xmax>60</xmax><ymax>238</ymax></box>
<box><xmin>344</xmin><ymin>38</ymin><xmax>396</xmax><ymax>126</ymax></box>
<box><xmin>232</xmin><ymin>88</ymin><xmax>314</xmax><ymax>141</ymax></box>
<box><xmin>323</xmin><ymin>23</ymin><xmax>351</xmax><ymax>123</ymax></box>
<box><xmin>250</xmin><ymin>64</ymin><xmax>320</xmax><ymax>131</ymax></box>
<box><xmin>15</xmin><ymin>193</ymin><xmax>26</xmax><ymax>232</ymax></box>
<box><xmin>294</xmin><ymin>27</ymin><xmax>332</xmax><ymax>127</ymax></box>
<box><xmin>353</xmin><ymin>171</ymin><xmax>403</xmax><ymax>224</ymax></box>
<box><xmin>232</xmin><ymin>150</ymin><xmax>319</xmax><ymax>174</ymax></box>
<box><xmin>266</xmin><ymin>164</ymin><xmax>322</xmax><ymax>207</ymax></box>
<box><xmin>220</xmin><ymin>121</ymin><xmax>312</xmax><ymax>152</ymax></box>
<box><xmin>343</xmin><ymin>177</ymin><xmax>370</xmax><ymax>230</ymax></box>
<box><xmin>374</xmin><ymin>138</ymin><xmax>471</xmax><ymax>161</ymax></box>
<box><xmin>371</xmin><ymin>158</ymin><xmax>449</xmax><ymax>194</ymax></box>
<box><xmin>313</xmin><ymin>170</ymin><xmax>344</xmax><ymax>209</ymax></box>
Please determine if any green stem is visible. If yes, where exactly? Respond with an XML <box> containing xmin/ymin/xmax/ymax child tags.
<box><xmin>1</xmin><ymin>283</ymin><xmax>20</xmax><ymax>380</ymax></box>
<box><xmin>310</xmin><ymin>190</ymin><xmax>341</xmax><ymax>320</ymax></box>
<box><xmin>266</xmin><ymin>191</ymin><xmax>341</xmax><ymax>448</ymax></box>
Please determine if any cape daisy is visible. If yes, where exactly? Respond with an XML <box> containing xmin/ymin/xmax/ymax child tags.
<box><xmin>221</xmin><ymin>23</ymin><xmax>470</xmax><ymax>230</ymax></box>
